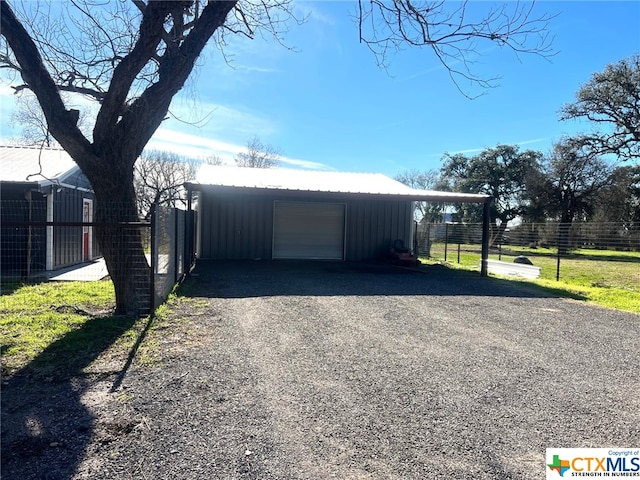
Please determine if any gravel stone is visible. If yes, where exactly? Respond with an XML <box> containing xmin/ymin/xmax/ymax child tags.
<box><xmin>2</xmin><ymin>260</ymin><xmax>638</xmax><ymax>479</ymax></box>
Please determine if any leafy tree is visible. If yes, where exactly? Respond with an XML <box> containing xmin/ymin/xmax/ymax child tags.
<box><xmin>440</xmin><ymin>144</ymin><xmax>542</xmax><ymax>243</ymax></box>
<box><xmin>0</xmin><ymin>0</ymin><xmax>554</xmax><ymax>314</ymax></box>
<box><xmin>587</xmin><ymin>165</ymin><xmax>640</xmax><ymax>248</ymax></box>
<box><xmin>560</xmin><ymin>54</ymin><xmax>640</xmax><ymax>161</ymax></box>
<box><xmin>235</xmin><ymin>136</ymin><xmax>280</xmax><ymax>168</ymax></box>
<box><xmin>591</xmin><ymin>165</ymin><xmax>640</xmax><ymax>225</ymax></box>
<box><xmin>526</xmin><ymin>137</ymin><xmax>614</xmax><ymax>253</ymax></box>
<box><xmin>134</xmin><ymin>150</ymin><xmax>198</xmax><ymax>220</ymax></box>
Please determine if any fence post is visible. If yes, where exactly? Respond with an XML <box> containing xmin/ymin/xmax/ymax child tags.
<box><xmin>149</xmin><ymin>204</ymin><xmax>156</xmax><ymax>313</ymax></box>
<box><xmin>480</xmin><ymin>199</ymin><xmax>491</xmax><ymax>277</ymax></box>
<box><xmin>556</xmin><ymin>222</ymin><xmax>570</xmax><ymax>282</ymax></box>
<box><xmin>174</xmin><ymin>208</ymin><xmax>179</xmax><ymax>283</ymax></box>
<box><xmin>444</xmin><ymin>222</ymin><xmax>449</xmax><ymax>262</ymax></box>
<box><xmin>183</xmin><ymin>209</ymin><xmax>189</xmax><ymax>277</ymax></box>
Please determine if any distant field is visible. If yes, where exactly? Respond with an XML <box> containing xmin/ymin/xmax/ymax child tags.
<box><xmin>423</xmin><ymin>243</ymin><xmax>640</xmax><ymax>314</ymax></box>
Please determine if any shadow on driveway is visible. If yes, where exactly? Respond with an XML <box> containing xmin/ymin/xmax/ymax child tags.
<box><xmin>186</xmin><ymin>259</ymin><xmax>572</xmax><ymax>300</ymax></box>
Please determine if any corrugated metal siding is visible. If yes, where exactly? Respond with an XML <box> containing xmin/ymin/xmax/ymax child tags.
<box><xmin>0</xmin><ymin>185</ymin><xmax>47</xmax><ymax>274</ymax></box>
<box><xmin>198</xmin><ymin>188</ymin><xmax>413</xmax><ymax>261</ymax></box>
<box><xmin>53</xmin><ymin>189</ymin><xmax>83</xmax><ymax>268</ymax></box>
<box><xmin>344</xmin><ymin>198</ymin><xmax>412</xmax><ymax>261</ymax></box>
<box><xmin>52</xmin><ymin>189</ymin><xmax>96</xmax><ymax>268</ymax></box>
<box><xmin>199</xmin><ymin>190</ymin><xmax>273</xmax><ymax>260</ymax></box>
<box><xmin>60</xmin><ymin>169</ymin><xmax>93</xmax><ymax>191</ymax></box>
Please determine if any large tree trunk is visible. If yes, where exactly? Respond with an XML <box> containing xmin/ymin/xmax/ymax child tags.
<box><xmin>84</xmin><ymin>152</ymin><xmax>151</xmax><ymax>316</ymax></box>
<box><xmin>95</xmin><ymin>200</ymin><xmax>150</xmax><ymax>316</ymax></box>
<box><xmin>557</xmin><ymin>215</ymin><xmax>573</xmax><ymax>257</ymax></box>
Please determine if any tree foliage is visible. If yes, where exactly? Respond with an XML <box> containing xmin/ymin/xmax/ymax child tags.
<box><xmin>440</xmin><ymin>144</ymin><xmax>541</xmax><ymax>240</ymax></box>
<box><xmin>234</xmin><ymin>136</ymin><xmax>280</xmax><ymax>168</ymax></box>
<box><xmin>526</xmin><ymin>137</ymin><xmax>614</xmax><ymax>225</ymax></box>
<box><xmin>560</xmin><ymin>54</ymin><xmax>640</xmax><ymax>161</ymax></box>
<box><xmin>591</xmin><ymin>165</ymin><xmax>640</xmax><ymax>225</ymax></box>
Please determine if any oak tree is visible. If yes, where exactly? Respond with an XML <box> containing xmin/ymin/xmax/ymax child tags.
<box><xmin>440</xmin><ymin>144</ymin><xmax>542</xmax><ymax>243</ymax></box>
<box><xmin>560</xmin><ymin>54</ymin><xmax>640</xmax><ymax>161</ymax></box>
<box><xmin>526</xmin><ymin>137</ymin><xmax>614</xmax><ymax>253</ymax></box>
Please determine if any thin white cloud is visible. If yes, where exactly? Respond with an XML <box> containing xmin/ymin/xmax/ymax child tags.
<box><xmin>514</xmin><ymin>137</ymin><xmax>547</xmax><ymax>147</ymax></box>
<box><xmin>422</xmin><ymin>137</ymin><xmax>550</xmax><ymax>159</ymax></box>
<box><xmin>148</xmin><ymin>128</ymin><xmax>332</xmax><ymax>170</ymax></box>
<box><xmin>148</xmin><ymin>128</ymin><xmax>243</xmax><ymax>162</ymax></box>
<box><xmin>279</xmin><ymin>155</ymin><xmax>333</xmax><ymax>170</ymax></box>
<box><xmin>165</xmin><ymin>97</ymin><xmax>277</xmax><ymax>141</ymax></box>
<box><xmin>448</xmin><ymin>147</ymin><xmax>485</xmax><ymax>155</ymax></box>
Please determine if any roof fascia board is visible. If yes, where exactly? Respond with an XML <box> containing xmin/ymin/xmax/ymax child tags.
<box><xmin>187</xmin><ymin>183</ymin><xmax>490</xmax><ymax>204</ymax></box>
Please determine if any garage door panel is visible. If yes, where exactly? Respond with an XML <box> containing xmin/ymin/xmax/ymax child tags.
<box><xmin>273</xmin><ymin>202</ymin><xmax>345</xmax><ymax>259</ymax></box>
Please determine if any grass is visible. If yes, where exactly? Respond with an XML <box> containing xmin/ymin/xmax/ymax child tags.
<box><xmin>0</xmin><ymin>277</ymin><xmax>209</xmax><ymax>379</ymax></box>
<box><xmin>2</xmin><ymin>250</ymin><xmax>637</xmax><ymax>379</ymax></box>
<box><xmin>423</xmin><ymin>243</ymin><xmax>640</xmax><ymax>314</ymax></box>
<box><xmin>0</xmin><ymin>280</ymin><xmax>143</xmax><ymax>378</ymax></box>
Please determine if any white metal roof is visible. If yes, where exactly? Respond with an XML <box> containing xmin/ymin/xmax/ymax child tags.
<box><xmin>0</xmin><ymin>145</ymin><xmax>79</xmax><ymax>184</ymax></box>
<box><xmin>193</xmin><ymin>165</ymin><xmax>489</xmax><ymax>203</ymax></box>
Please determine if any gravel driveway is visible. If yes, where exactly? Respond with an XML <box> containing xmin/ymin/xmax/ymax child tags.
<box><xmin>3</xmin><ymin>260</ymin><xmax>639</xmax><ymax>479</ymax></box>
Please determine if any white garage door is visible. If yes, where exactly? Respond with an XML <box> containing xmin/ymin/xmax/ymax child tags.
<box><xmin>273</xmin><ymin>202</ymin><xmax>345</xmax><ymax>260</ymax></box>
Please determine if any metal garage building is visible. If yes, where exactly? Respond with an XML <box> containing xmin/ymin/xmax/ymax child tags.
<box><xmin>187</xmin><ymin>165</ymin><xmax>490</xmax><ymax>266</ymax></box>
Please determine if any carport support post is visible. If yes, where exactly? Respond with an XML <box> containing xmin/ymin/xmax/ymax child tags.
<box><xmin>480</xmin><ymin>198</ymin><xmax>491</xmax><ymax>277</ymax></box>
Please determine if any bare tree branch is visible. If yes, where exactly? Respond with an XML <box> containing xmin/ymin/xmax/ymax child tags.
<box><xmin>235</xmin><ymin>136</ymin><xmax>281</xmax><ymax>168</ymax></box>
<box><xmin>134</xmin><ymin>149</ymin><xmax>198</xmax><ymax>219</ymax></box>
<box><xmin>356</xmin><ymin>0</ymin><xmax>556</xmax><ymax>98</ymax></box>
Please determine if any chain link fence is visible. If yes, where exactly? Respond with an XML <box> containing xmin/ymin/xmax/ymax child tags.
<box><xmin>415</xmin><ymin>221</ymin><xmax>640</xmax><ymax>288</ymax></box>
<box><xmin>1</xmin><ymin>200</ymin><xmax>195</xmax><ymax>313</ymax></box>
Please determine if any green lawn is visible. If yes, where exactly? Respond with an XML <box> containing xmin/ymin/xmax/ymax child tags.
<box><xmin>423</xmin><ymin>243</ymin><xmax>640</xmax><ymax>314</ymax></box>
<box><xmin>0</xmin><ymin>280</ymin><xmax>143</xmax><ymax>377</ymax></box>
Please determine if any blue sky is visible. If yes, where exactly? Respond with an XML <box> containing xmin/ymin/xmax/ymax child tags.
<box><xmin>1</xmin><ymin>1</ymin><xmax>639</xmax><ymax>177</ymax></box>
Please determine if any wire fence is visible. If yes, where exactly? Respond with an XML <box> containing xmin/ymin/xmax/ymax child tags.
<box><xmin>415</xmin><ymin>221</ymin><xmax>640</xmax><ymax>289</ymax></box>
<box><xmin>1</xmin><ymin>200</ymin><xmax>195</xmax><ymax>313</ymax></box>
<box><xmin>151</xmin><ymin>205</ymin><xmax>195</xmax><ymax>310</ymax></box>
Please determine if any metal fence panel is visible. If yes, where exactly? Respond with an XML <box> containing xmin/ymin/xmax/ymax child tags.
<box><xmin>1</xmin><ymin>200</ymin><xmax>197</xmax><ymax>314</ymax></box>
<box><xmin>415</xmin><ymin>221</ymin><xmax>640</xmax><ymax>284</ymax></box>
<box><xmin>151</xmin><ymin>206</ymin><xmax>194</xmax><ymax>310</ymax></box>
